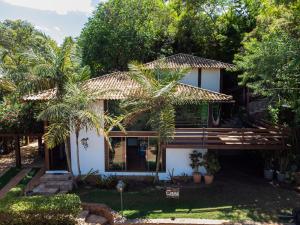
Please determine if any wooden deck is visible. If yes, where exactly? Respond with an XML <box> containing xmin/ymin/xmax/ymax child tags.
<box><xmin>109</xmin><ymin>127</ymin><xmax>290</xmax><ymax>150</ymax></box>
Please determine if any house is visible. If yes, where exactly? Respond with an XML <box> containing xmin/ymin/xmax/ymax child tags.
<box><xmin>25</xmin><ymin>53</ymin><xmax>287</xmax><ymax>179</ymax></box>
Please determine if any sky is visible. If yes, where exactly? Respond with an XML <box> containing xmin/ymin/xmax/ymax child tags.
<box><xmin>0</xmin><ymin>0</ymin><xmax>102</xmax><ymax>44</ymax></box>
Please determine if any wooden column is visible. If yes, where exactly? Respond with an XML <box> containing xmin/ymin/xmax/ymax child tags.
<box><xmin>44</xmin><ymin>122</ymin><xmax>50</xmax><ymax>170</ymax></box>
<box><xmin>15</xmin><ymin>136</ymin><xmax>21</xmax><ymax>168</ymax></box>
<box><xmin>38</xmin><ymin>136</ymin><xmax>43</xmax><ymax>154</ymax></box>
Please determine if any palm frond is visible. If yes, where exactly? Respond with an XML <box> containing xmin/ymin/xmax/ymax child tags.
<box><xmin>0</xmin><ymin>78</ymin><xmax>16</xmax><ymax>92</ymax></box>
<box><xmin>38</xmin><ymin>102</ymin><xmax>71</xmax><ymax>122</ymax></box>
<box><xmin>44</xmin><ymin>122</ymin><xmax>70</xmax><ymax>149</ymax></box>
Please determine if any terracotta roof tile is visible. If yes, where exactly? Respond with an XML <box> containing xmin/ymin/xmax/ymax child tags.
<box><xmin>24</xmin><ymin>72</ymin><xmax>233</xmax><ymax>103</ymax></box>
<box><xmin>145</xmin><ymin>53</ymin><xmax>234</xmax><ymax>69</ymax></box>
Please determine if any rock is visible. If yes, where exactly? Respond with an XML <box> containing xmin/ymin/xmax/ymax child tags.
<box><xmin>86</xmin><ymin>214</ymin><xmax>108</xmax><ymax>225</ymax></box>
<box><xmin>78</xmin><ymin>210</ymin><xmax>89</xmax><ymax>220</ymax></box>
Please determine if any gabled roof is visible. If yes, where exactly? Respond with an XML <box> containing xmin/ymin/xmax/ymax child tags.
<box><xmin>145</xmin><ymin>53</ymin><xmax>234</xmax><ymax>69</ymax></box>
<box><xmin>24</xmin><ymin>72</ymin><xmax>233</xmax><ymax>103</ymax></box>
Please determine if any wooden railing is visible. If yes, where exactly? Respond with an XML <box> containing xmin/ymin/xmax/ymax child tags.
<box><xmin>109</xmin><ymin>127</ymin><xmax>290</xmax><ymax>150</ymax></box>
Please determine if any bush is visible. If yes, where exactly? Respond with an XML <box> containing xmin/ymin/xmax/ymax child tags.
<box><xmin>82</xmin><ymin>174</ymin><xmax>118</xmax><ymax>189</ymax></box>
<box><xmin>0</xmin><ymin>211</ymin><xmax>75</xmax><ymax>225</ymax></box>
<box><xmin>0</xmin><ymin>194</ymin><xmax>81</xmax><ymax>225</ymax></box>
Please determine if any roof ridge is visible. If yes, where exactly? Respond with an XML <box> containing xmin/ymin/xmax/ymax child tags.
<box><xmin>85</xmin><ymin>71</ymin><xmax>128</xmax><ymax>82</ymax></box>
<box><xmin>144</xmin><ymin>53</ymin><xmax>234</xmax><ymax>68</ymax></box>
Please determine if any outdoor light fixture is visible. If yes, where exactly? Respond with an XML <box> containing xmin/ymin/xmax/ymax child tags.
<box><xmin>116</xmin><ymin>180</ymin><xmax>125</xmax><ymax>217</ymax></box>
<box><xmin>80</xmin><ymin>138</ymin><xmax>89</xmax><ymax>150</ymax></box>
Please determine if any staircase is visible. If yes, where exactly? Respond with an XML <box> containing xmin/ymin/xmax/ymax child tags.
<box><xmin>31</xmin><ymin>171</ymin><xmax>73</xmax><ymax>195</ymax></box>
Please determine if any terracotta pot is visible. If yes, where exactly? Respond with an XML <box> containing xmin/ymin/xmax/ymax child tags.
<box><xmin>204</xmin><ymin>175</ymin><xmax>214</xmax><ymax>184</ymax></box>
<box><xmin>193</xmin><ymin>172</ymin><xmax>201</xmax><ymax>184</ymax></box>
<box><xmin>264</xmin><ymin>169</ymin><xmax>274</xmax><ymax>180</ymax></box>
<box><xmin>276</xmin><ymin>172</ymin><xmax>285</xmax><ymax>182</ymax></box>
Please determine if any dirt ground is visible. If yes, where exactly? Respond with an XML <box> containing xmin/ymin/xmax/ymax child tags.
<box><xmin>0</xmin><ymin>141</ymin><xmax>43</xmax><ymax>175</ymax></box>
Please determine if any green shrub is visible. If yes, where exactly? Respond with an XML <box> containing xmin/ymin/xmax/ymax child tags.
<box><xmin>82</xmin><ymin>174</ymin><xmax>118</xmax><ymax>189</ymax></box>
<box><xmin>0</xmin><ymin>211</ymin><xmax>75</xmax><ymax>225</ymax></box>
<box><xmin>0</xmin><ymin>194</ymin><xmax>81</xmax><ymax>225</ymax></box>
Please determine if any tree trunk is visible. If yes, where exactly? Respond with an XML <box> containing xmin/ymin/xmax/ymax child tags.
<box><xmin>15</xmin><ymin>136</ymin><xmax>21</xmax><ymax>168</ymax></box>
<box><xmin>75</xmin><ymin>130</ymin><xmax>81</xmax><ymax>176</ymax></box>
<box><xmin>154</xmin><ymin>139</ymin><xmax>162</xmax><ymax>183</ymax></box>
<box><xmin>64</xmin><ymin>138</ymin><xmax>77</xmax><ymax>188</ymax></box>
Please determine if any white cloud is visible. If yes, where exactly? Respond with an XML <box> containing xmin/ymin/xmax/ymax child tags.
<box><xmin>2</xmin><ymin>0</ymin><xmax>94</xmax><ymax>14</ymax></box>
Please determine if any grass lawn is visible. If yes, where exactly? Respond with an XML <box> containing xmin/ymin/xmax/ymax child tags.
<box><xmin>0</xmin><ymin>167</ymin><xmax>21</xmax><ymax>189</ymax></box>
<box><xmin>76</xmin><ymin>176</ymin><xmax>300</xmax><ymax>222</ymax></box>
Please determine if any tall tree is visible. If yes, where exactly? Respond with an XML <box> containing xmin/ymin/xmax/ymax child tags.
<box><xmin>234</xmin><ymin>0</ymin><xmax>300</xmax><ymax>125</ymax></box>
<box><xmin>170</xmin><ymin>0</ymin><xmax>258</xmax><ymax>62</ymax></box>
<box><xmin>79</xmin><ymin>0</ymin><xmax>177</xmax><ymax>76</ymax></box>
<box><xmin>0</xmin><ymin>20</ymin><xmax>54</xmax><ymax>133</ymax></box>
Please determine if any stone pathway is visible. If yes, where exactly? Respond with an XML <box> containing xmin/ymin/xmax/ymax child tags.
<box><xmin>0</xmin><ymin>168</ymin><xmax>31</xmax><ymax>199</ymax></box>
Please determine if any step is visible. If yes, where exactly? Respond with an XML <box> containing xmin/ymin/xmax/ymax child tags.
<box><xmin>44</xmin><ymin>181</ymin><xmax>73</xmax><ymax>191</ymax></box>
<box><xmin>85</xmin><ymin>214</ymin><xmax>108</xmax><ymax>225</ymax></box>
<box><xmin>40</xmin><ymin>173</ymin><xmax>72</xmax><ymax>182</ymax></box>
<box><xmin>32</xmin><ymin>184</ymin><xmax>59</xmax><ymax>196</ymax></box>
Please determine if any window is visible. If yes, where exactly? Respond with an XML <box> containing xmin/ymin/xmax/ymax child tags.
<box><xmin>106</xmin><ymin>137</ymin><xmax>164</xmax><ymax>172</ymax></box>
<box><xmin>108</xmin><ymin>137</ymin><xmax>125</xmax><ymax>171</ymax></box>
<box><xmin>175</xmin><ymin>103</ymin><xmax>208</xmax><ymax>127</ymax></box>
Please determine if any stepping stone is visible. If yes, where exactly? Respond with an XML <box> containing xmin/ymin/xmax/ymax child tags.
<box><xmin>86</xmin><ymin>214</ymin><xmax>108</xmax><ymax>225</ymax></box>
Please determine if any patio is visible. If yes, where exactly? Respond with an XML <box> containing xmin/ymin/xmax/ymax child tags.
<box><xmin>75</xmin><ymin>171</ymin><xmax>300</xmax><ymax>223</ymax></box>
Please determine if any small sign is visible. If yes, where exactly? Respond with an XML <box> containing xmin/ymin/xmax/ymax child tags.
<box><xmin>166</xmin><ymin>187</ymin><xmax>180</xmax><ymax>199</ymax></box>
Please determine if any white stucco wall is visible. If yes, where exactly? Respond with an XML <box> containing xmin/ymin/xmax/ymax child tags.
<box><xmin>70</xmin><ymin>100</ymin><xmax>105</xmax><ymax>175</ymax></box>
<box><xmin>165</xmin><ymin>148</ymin><xmax>207</xmax><ymax>177</ymax></box>
<box><xmin>180</xmin><ymin>68</ymin><xmax>198</xmax><ymax>87</ymax></box>
<box><xmin>201</xmin><ymin>68</ymin><xmax>220</xmax><ymax>92</ymax></box>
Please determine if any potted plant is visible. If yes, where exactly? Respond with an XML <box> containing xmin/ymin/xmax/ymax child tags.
<box><xmin>189</xmin><ymin>150</ymin><xmax>202</xmax><ymax>183</ymax></box>
<box><xmin>262</xmin><ymin>152</ymin><xmax>274</xmax><ymax>180</ymax></box>
<box><xmin>276</xmin><ymin>152</ymin><xmax>289</xmax><ymax>182</ymax></box>
<box><xmin>201</xmin><ymin>151</ymin><xmax>220</xmax><ymax>185</ymax></box>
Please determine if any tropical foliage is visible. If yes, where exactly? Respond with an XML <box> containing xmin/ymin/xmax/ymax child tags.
<box><xmin>79</xmin><ymin>0</ymin><xmax>176</xmax><ymax>75</ymax></box>
<box><xmin>79</xmin><ymin>0</ymin><xmax>258</xmax><ymax>77</ymax></box>
<box><xmin>234</xmin><ymin>1</ymin><xmax>300</xmax><ymax>125</ymax></box>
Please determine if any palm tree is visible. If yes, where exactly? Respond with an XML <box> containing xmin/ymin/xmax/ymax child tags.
<box><xmin>24</xmin><ymin>37</ymin><xmax>89</xmax><ymax>97</ymax></box>
<box><xmin>121</xmin><ymin>63</ymin><xmax>188</xmax><ymax>182</ymax></box>
<box><xmin>38</xmin><ymin>82</ymin><xmax>124</xmax><ymax>177</ymax></box>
